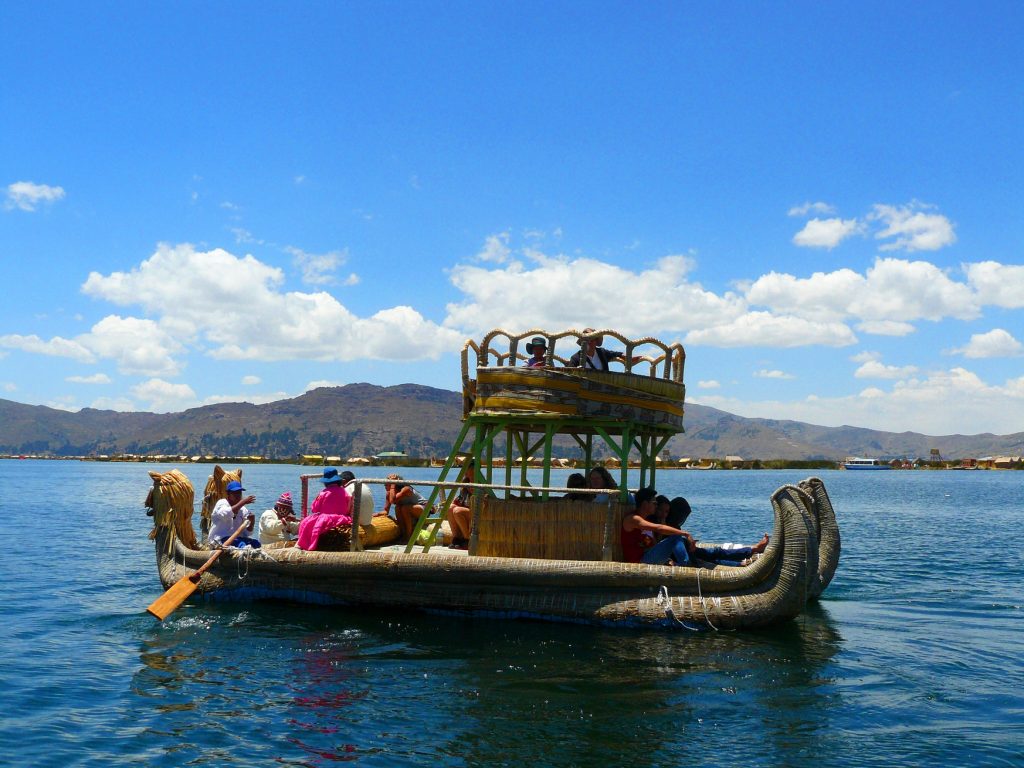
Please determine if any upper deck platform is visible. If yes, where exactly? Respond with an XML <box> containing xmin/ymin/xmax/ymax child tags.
<box><xmin>461</xmin><ymin>328</ymin><xmax>686</xmax><ymax>436</ymax></box>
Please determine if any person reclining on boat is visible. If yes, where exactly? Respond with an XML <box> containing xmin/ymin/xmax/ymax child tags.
<box><xmin>258</xmin><ymin>491</ymin><xmax>299</xmax><ymax>545</ymax></box>
<box><xmin>297</xmin><ymin>468</ymin><xmax>354</xmax><ymax>551</ymax></box>
<box><xmin>340</xmin><ymin>470</ymin><xmax>377</xmax><ymax>526</ymax></box>
<box><xmin>622</xmin><ymin>488</ymin><xmax>769</xmax><ymax>567</ymax></box>
<box><xmin>209</xmin><ymin>480</ymin><xmax>261</xmax><ymax>549</ymax></box>
<box><xmin>524</xmin><ymin>336</ymin><xmax>548</xmax><ymax>368</ymax></box>
<box><xmin>384</xmin><ymin>473</ymin><xmax>430</xmax><ymax>542</ymax></box>
<box><xmin>447</xmin><ymin>459</ymin><xmax>475</xmax><ymax>550</ymax></box>
<box><xmin>566</xmin><ymin>328</ymin><xmax>641</xmax><ymax>371</ymax></box>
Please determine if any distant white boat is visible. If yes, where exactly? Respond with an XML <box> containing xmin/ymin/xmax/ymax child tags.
<box><xmin>843</xmin><ymin>457</ymin><xmax>891</xmax><ymax>470</ymax></box>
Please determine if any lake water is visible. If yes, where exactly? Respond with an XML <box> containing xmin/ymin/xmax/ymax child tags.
<box><xmin>1</xmin><ymin>460</ymin><xmax>1021</xmax><ymax>767</ymax></box>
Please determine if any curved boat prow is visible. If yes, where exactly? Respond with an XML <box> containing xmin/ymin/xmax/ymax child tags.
<box><xmin>797</xmin><ymin>476</ymin><xmax>841</xmax><ymax>599</ymax></box>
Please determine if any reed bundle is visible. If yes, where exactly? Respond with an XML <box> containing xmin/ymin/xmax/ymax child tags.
<box><xmin>315</xmin><ymin>515</ymin><xmax>402</xmax><ymax>551</ymax></box>
<box><xmin>146</xmin><ymin>469</ymin><xmax>198</xmax><ymax>551</ymax></box>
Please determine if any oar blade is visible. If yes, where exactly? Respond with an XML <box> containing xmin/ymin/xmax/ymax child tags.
<box><xmin>146</xmin><ymin>576</ymin><xmax>198</xmax><ymax>620</ymax></box>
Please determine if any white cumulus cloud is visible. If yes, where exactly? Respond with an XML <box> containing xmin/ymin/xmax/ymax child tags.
<box><xmin>853</xmin><ymin>360</ymin><xmax>919</xmax><ymax>379</ymax></box>
<box><xmin>855</xmin><ymin>320</ymin><xmax>917</xmax><ymax>336</ymax></box>
<box><xmin>81</xmin><ymin>243</ymin><xmax>462</xmax><ymax>364</ymax></box>
<box><xmin>66</xmin><ymin>373</ymin><xmax>112</xmax><ymax>384</ymax></box>
<box><xmin>242</xmin><ymin>375</ymin><xmax>261</xmax><ymax>385</ymax></box>
<box><xmin>445</xmin><ymin>249</ymin><xmax>743</xmax><ymax>337</ymax></box>
<box><xmin>754</xmin><ymin>369</ymin><xmax>795</xmax><ymax>379</ymax></box>
<box><xmin>870</xmin><ymin>202</ymin><xmax>956</xmax><ymax>252</ymax></box>
<box><xmin>951</xmin><ymin>328</ymin><xmax>1023</xmax><ymax>359</ymax></box>
<box><xmin>684</xmin><ymin>312</ymin><xmax>857</xmax><ymax>348</ymax></box>
<box><xmin>131</xmin><ymin>379</ymin><xmax>198</xmax><ymax>413</ymax></box>
<box><xmin>287</xmin><ymin>246</ymin><xmax>347</xmax><ymax>285</ymax></box>
<box><xmin>792</xmin><ymin>218</ymin><xmax>862</xmax><ymax>250</ymax></box>
<box><xmin>0</xmin><ymin>333</ymin><xmax>95</xmax><ymax>362</ymax></box>
<box><xmin>5</xmin><ymin>181</ymin><xmax>65</xmax><ymax>211</ymax></box>
<box><xmin>788</xmin><ymin>201</ymin><xmax>837</xmax><ymax>217</ymax></box>
<box><xmin>964</xmin><ymin>261</ymin><xmax>1024</xmax><ymax>308</ymax></box>
<box><xmin>697</xmin><ymin>366</ymin><xmax>1024</xmax><ymax>435</ymax></box>
<box><xmin>475</xmin><ymin>232</ymin><xmax>512</xmax><ymax>263</ymax></box>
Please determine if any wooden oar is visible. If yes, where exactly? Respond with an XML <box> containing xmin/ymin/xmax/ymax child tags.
<box><xmin>146</xmin><ymin>519</ymin><xmax>250</xmax><ymax>620</ymax></box>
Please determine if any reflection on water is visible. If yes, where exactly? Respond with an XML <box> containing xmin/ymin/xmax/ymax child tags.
<box><xmin>128</xmin><ymin>601</ymin><xmax>846</xmax><ymax>767</ymax></box>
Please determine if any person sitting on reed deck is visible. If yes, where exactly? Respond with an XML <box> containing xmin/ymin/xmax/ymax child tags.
<box><xmin>384</xmin><ymin>473</ymin><xmax>430</xmax><ymax>542</ymax></box>
<box><xmin>567</xmin><ymin>328</ymin><xmax>640</xmax><ymax>371</ymax></box>
<box><xmin>209</xmin><ymin>480</ymin><xmax>261</xmax><ymax>548</ymax></box>
<box><xmin>447</xmin><ymin>459</ymin><xmax>475</xmax><ymax>549</ymax></box>
<box><xmin>586</xmin><ymin>465</ymin><xmax>633</xmax><ymax>504</ymax></box>
<box><xmin>665</xmin><ymin>496</ymin><xmax>692</xmax><ymax>530</ymax></box>
<box><xmin>340</xmin><ymin>470</ymin><xmax>377</xmax><ymax>526</ymax></box>
<box><xmin>562</xmin><ymin>472</ymin><xmax>590</xmax><ymax>500</ymax></box>
<box><xmin>296</xmin><ymin>468</ymin><xmax>354</xmax><ymax>551</ymax></box>
<box><xmin>654</xmin><ymin>495</ymin><xmax>670</xmax><ymax>525</ymax></box>
<box><xmin>258</xmin><ymin>491</ymin><xmax>299</xmax><ymax>545</ymax></box>
<box><xmin>524</xmin><ymin>336</ymin><xmax>548</xmax><ymax>368</ymax></box>
<box><xmin>621</xmin><ymin>487</ymin><xmax>769</xmax><ymax>567</ymax></box>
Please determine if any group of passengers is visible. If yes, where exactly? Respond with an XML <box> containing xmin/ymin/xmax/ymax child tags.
<box><xmin>206</xmin><ymin>468</ymin><xmax>376</xmax><ymax>552</ymax></box>
<box><xmin>523</xmin><ymin>329</ymin><xmax>641</xmax><ymax>371</ymax></box>
<box><xmin>207</xmin><ymin>461</ymin><xmax>476</xmax><ymax>553</ymax></box>
<box><xmin>561</xmin><ymin>467</ymin><xmax>769</xmax><ymax>568</ymax></box>
<box><xmin>622</xmin><ymin>486</ymin><xmax>769</xmax><ymax>567</ymax></box>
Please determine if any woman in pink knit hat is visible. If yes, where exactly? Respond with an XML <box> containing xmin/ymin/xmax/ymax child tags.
<box><xmin>258</xmin><ymin>491</ymin><xmax>300</xmax><ymax>545</ymax></box>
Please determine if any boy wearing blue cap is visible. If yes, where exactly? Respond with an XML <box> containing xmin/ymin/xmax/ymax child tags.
<box><xmin>208</xmin><ymin>480</ymin><xmax>261</xmax><ymax>548</ymax></box>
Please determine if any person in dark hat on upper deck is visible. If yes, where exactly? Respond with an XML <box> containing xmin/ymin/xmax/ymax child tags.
<box><xmin>524</xmin><ymin>336</ymin><xmax>549</xmax><ymax>368</ymax></box>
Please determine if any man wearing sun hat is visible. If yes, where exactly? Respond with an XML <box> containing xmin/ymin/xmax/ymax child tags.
<box><xmin>568</xmin><ymin>328</ymin><xmax>623</xmax><ymax>371</ymax></box>
<box><xmin>258</xmin><ymin>491</ymin><xmax>300</xmax><ymax>545</ymax></box>
<box><xmin>208</xmin><ymin>480</ymin><xmax>261</xmax><ymax>548</ymax></box>
<box><xmin>524</xmin><ymin>336</ymin><xmax>549</xmax><ymax>368</ymax></box>
<box><xmin>568</xmin><ymin>328</ymin><xmax>641</xmax><ymax>371</ymax></box>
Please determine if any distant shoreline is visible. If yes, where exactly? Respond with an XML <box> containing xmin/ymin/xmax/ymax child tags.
<box><xmin>3</xmin><ymin>455</ymin><xmax>1020</xmax><ymax>470</ymax></box>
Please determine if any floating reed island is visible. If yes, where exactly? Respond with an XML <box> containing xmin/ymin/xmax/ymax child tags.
<box><xmin>145</xmin><ymin>328</ymin><xmax>840</xmax><ymax>629</ymax></box>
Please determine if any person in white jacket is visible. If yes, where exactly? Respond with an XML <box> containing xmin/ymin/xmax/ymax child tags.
<box><xmin>258</xmin><ymin>491</ymin><xmax>300</xmax><ymax>545</ymax></box>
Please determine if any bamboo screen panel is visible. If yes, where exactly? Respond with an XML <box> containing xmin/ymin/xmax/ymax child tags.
<box><xmin>474</xmin><ymin>497</ymin><xmax>631</xmax><ymax>561</ymax></box>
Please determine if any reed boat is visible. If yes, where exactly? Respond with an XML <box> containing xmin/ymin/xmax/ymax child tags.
<box><xmin>145</xmin><ymin>328</ymin><xmax>840</xmax><ymax>629</ymax></box>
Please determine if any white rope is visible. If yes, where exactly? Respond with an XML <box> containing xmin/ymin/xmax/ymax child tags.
<box><xmin>235</xmin><ymin>546</ymin><xmax>279</xmax><ymax>580</ymax></box>
<box><xmin>694</xmin><ymin>569</ymin><xmax>720</xmax><ymax>632</ymax></box>
<box><xmin>656</xmin><ymin>585</ymin><xmax>700</xmax><ymax>631</ymax></box>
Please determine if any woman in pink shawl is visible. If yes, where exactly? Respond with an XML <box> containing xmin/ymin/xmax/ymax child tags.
<box><xmin>297</xmin><ymin>468</ymin><xmax>354</xmax><ymax>550</ymax></box>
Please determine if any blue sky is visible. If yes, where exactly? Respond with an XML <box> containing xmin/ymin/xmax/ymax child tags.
<box><xmin>2</xmin><ymin>2</ymin><xmax>1023</xmax><ymax>436</ymax></box>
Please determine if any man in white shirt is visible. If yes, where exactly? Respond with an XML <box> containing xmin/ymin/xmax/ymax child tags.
<box><xmin>208</xmin><ymin>480</ymin><xmax>260</xmax><ymax>548</ymax></box>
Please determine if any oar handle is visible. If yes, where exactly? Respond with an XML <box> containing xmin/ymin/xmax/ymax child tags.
<box><xmin>192</xmin><ymin>519</ymin><xmax>251</xmax><ymax>581</ymax></box>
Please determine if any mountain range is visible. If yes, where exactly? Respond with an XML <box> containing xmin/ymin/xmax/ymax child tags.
<box><xmin>2</xmin><ymin>384</ymin><xmax>1022</xmax><ymax>461</ymax></box>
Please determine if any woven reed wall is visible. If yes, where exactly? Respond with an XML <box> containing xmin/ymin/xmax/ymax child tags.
<box><xmin>474</xmin><ymin>497</ymin><xmax>631</xmax><ymax>561</ymax></box>
<box><xmin>474</xmin><ymin>368</ymin><xmax>684</xmax><ymax>429</ymax></box>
